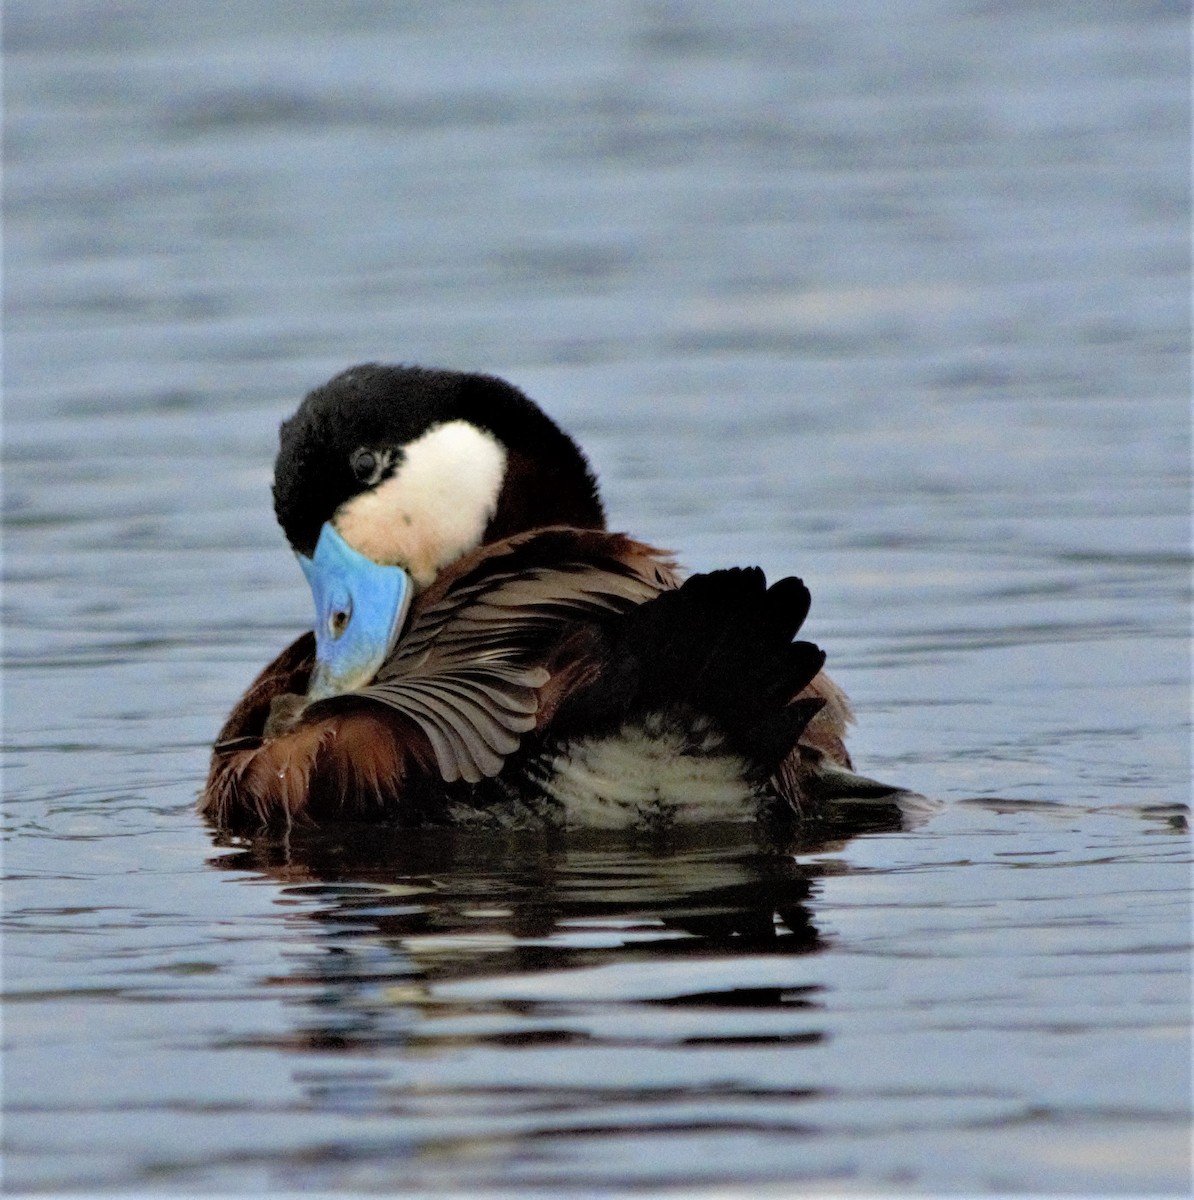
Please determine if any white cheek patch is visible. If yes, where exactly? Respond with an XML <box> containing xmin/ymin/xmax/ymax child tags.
<box><xmin>333</xmin><ymin>420</ymin><xmax>507</xmax><ymax>587</ymax></box>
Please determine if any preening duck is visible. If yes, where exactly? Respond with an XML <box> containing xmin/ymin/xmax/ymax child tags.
<box><xmin>202</xmin><ymin>363</ymin><xmax>904</xmax><ymax>833</ymax></box>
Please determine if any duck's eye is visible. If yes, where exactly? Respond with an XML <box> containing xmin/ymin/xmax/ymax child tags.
<box><xmin>350</xmin><ymin>447</ymin><xmax>382</xmax><ymax>485</ymax></box>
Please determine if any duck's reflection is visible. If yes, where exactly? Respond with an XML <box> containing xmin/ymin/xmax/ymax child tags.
<box><xmin>207</xmin><ymin>802</ymin><xmax>910</xmax><ymax>1058</ymax></box>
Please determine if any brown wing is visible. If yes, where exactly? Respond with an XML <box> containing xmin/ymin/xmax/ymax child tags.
<box><xmin>311</xmin><ymin>527</ymin><xmax>679</xmax><ymax>784</ymax></box>
<box><xmin>770</xmin><ymin>670</ymin><xmax>856</xmax><ymax>814</ymax></box>
<box><xmin>795</xmin><ymin>671</ymin><xmax>854</xmax><ymax>766</ymax></box>
<box><xmin>201</xmin><ymin>528</ymin><xmax>679</xmax><ymax>829</ymax></box>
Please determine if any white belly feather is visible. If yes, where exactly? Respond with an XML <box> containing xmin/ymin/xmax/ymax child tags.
<box><xmin>537</xmin><ymin>715</ymin><xmax>760</xmax><ymax>830</ymax></box>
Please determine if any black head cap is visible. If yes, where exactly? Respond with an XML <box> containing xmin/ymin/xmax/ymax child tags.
<box><xmin>272</xmin><ymin>363</ymin><xmax>606</xmax><ymax>555</ymax></box>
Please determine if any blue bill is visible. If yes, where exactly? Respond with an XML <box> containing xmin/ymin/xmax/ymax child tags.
<box><xmin>298</xmin><ymin>522</ymin><xmax>412</xmax><ymax>700</ymax></box>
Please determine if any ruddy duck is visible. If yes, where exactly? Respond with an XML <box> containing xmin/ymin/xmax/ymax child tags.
<box><xmin>202</xmin><ymin>364</ymin><xmax>906</xmax><ymax>832</ymax></box>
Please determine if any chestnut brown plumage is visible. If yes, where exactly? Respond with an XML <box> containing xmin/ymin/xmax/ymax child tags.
<box><xmin>201</xmin><ymin>527</ymin><xmax>852</xmax><ymax>831</ymax></box>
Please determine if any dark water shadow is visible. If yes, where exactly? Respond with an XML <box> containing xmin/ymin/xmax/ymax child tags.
<box><xmin>205</xmin><ymin>803</ymin><xmax>914</xmax><ymax>1056</ymax></box>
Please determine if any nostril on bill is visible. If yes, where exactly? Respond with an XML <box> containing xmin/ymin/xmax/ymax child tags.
<box><xmin>328</xmin><ymin>604</ymin><xmax>351</xmax><ymax>639</ymax></box>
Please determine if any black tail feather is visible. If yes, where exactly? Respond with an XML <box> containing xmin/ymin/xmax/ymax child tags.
<box><xmin>551</xmin><ymin>567</ymin><xmax>826</xmax><ymax>775</ymax></box>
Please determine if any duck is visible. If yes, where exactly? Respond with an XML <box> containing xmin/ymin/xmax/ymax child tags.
<box><xmin>202</xmin><ymin>363</ymin><xmax>906</xmax><ymax>834</ymax></box>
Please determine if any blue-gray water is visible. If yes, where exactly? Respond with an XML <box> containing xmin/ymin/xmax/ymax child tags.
<box><xmin>3</xmin><ymin>2</ymin><xmax>1190</xmax><ymax>1195</ymax></box>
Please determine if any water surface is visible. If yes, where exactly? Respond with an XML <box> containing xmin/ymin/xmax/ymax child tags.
<box><xmin>3</xmin><ymin>2</ymin><xmax>1190</xmax><ymax>1194</ymax></box>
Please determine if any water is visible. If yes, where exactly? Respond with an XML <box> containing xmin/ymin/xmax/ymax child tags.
<box><xmin>3</xmin><ymin>2</ymin><xmax>1190</xmax><ymax>1194</ymax></box>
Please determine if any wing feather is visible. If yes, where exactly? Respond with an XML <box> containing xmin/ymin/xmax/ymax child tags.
<box><xmin>302</xmin><ymin>528</ymin><xmax>677</xmax><ymax>784</ymax></box>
